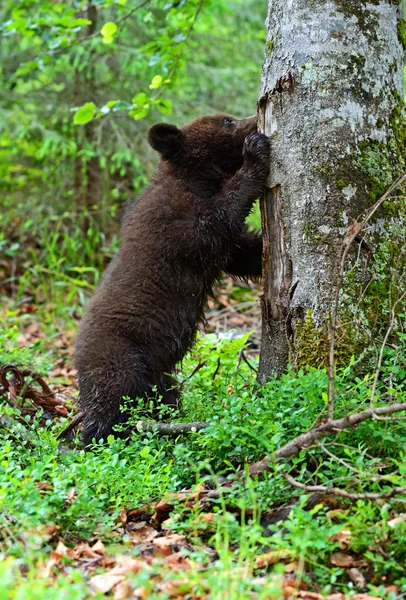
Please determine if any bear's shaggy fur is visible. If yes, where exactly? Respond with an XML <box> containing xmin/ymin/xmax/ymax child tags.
<box><xmin>75</xmin><ymin>113</ymin><xmax>270</xmax><ymax>443</ymax></box>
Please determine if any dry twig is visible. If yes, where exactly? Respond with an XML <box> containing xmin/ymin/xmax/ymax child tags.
<box><xmin>281</xmin><ymin>471</ymin><xmax>406</xmax><ymax>502</ymax></box>
<box><xmin>248</xmin><ymin>401</ymin><xmax>406</xmax><ymax>476</ymax></box>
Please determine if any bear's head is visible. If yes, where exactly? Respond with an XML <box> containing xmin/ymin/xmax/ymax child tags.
<box><xmin>148</xmin><ymin>114</ymin><xmax>257</xmax><ymax>177</ymax></box>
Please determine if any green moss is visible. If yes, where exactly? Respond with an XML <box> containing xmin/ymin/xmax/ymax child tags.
<box><xmin>397</xmin><ymin>18</ymin><xmax>406</xmax><ymax>51</ymax></box>
<box><xmin>312</xmin><ymin>163</ymin><xmax>329</xmax><ymax>175</ymax></box>
<box><xmin>354</xmin><ymin>89</ymin><xmax>405</xmax><ymax>201</ymax></box>
<box><xmin>266</xmin><ymin>40</ymin><xmax>274</xmax><ymax>56</ymax></box>
<box><xmin>356</xmin><ymin>140</ymin><xmax>393</xmax><ymax>201</ymax></box>
<box><xmin>337</xmin><ymin>179</ymin><xmax>347</xmax><ymax>189</ymax></box>
<box><xmin>293</xmin><ymin>310</ymin><xmax>359</xmax><ymax>370</ymax></box>
<box><xmin>347</xmin><ymin>53</ymin><xmax>365</xmax><ymax>73</ymax></box>
<box><xmin>335</xmin><ymin>2</ymin><xmax>379</xmax><ymax>38</ymax></box>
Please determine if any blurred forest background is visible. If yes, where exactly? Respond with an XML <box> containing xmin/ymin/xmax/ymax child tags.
<box><xmin>0</xmin><ymin>0</ymin><xmax>265</xmax><ymax>331</ymax></box>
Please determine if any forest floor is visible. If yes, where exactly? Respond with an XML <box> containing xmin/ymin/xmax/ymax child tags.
<box><xmin>1</xmin><ymin>262</ymin><xmax>406</xmax><ymax>599</ymax></box>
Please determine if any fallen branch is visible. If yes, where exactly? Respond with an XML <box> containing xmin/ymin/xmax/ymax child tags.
<box><xmin>281</xmin><ymin>471</ymin><xmax>406</xmax><ymax>501</ymax></box>
<box><xmin>135</xmin><ymin>421</ymin><xmax>208</xmax><ymax>435</ymax></box>
<box><xmin>248</xmin><ymin>401</ymin><xmax>406</xmax><ymax>476</ymax></box>
<box><xmin>0</xmin><ymin>364</ymin><xmax>68</xmax><ymax>418</ymax></box>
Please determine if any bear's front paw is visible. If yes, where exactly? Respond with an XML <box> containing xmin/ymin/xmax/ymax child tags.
<box><xmin>243</xmin><ymin>132</ymin><xmax>270</xmax><ymax>164</ymax></box>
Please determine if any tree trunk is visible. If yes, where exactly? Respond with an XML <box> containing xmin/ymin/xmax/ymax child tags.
<box><xmin>258</xmin><ymin>0</ymin><xmax>405</xmax><ymax>381</ymax></box>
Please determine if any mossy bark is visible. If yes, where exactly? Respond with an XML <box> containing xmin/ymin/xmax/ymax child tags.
<box><xmin>258</xmin><ymin>0</ymin><xmax>405</xmax><ymax>381</ymax></box>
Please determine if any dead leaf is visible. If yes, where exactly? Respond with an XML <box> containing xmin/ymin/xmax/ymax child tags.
<box><xmin>54</xmin><ymin>540</ymin><xmax>75</xmax><ymax>559</ymax></box>
<box><xmin>348</xmin><ymin>567</ymin><xmax>366</xmax><ymax>588</ymax></box>
<box><xmin>113</xmin><ymin>579</ymin><xmax>133</xmax><ymax>599</ymax></box>
<box><xmin>255</xmin><ymin>550</ymin><xmax>293</xmax><ymax>568</ymax></box>
<box><xmin>128</xmin><ymin>525</ymin><xmax>158</xmax><ymax>543</ymax></box>
<box><xmin>92</xmin><ymin>539</ymin><xmax>106</xmax><ymax>555</ymax></box>
<box><xmin>117</xmin><ymin>507</ymin><xmax>128</xmax><ymax>526</ymax></box>
<box><xmin>152</xmin><ymin>533</ymin><xmax>186</xmax><ymax>556</ymax></box>
<box><xmin>127</xmin><ymin>504</ymin><xmax>154</xmax><ymax>522</ymax></box>
<box><xmin>353</xmin><ymin>595</ymin><xmax>382</xmax><ymax>600</ymax></box>
<box><xmin>111</xmin><ymin>555</ymin><xmax>151</xmax><ymax>576</ymax></box>
<box><xmin>326</xmin><ymin>595</ymin><xmax>346</xmax><ymax>600</ymax></box>
<box><xmin>157</xmin><ymin>578</ymin><xmax>192</xmax><ymax>598</ymax></box>
<box><xmin>166</xmin><ymin>552</ymin><xmax>194</xmax><ymax>572</ymax></box>
<box><xmin>330</xmin><ymin>552</ymin><xmax>354</xmax><ymax>567</ymax></box>
<box><xmin>284</xmin><ymin>561</ymin><xmax>300</xmax><ymax>573</ymax></box>
<box><xmin>40</xmin><ymin>551</ymin><xmax>62</xmax><ymax>578</ymax></box>
<box><xmin>297</xmin><ymin>593</ymin><xmax>323</xmax><ymax>600</ymax></box>
<box><xmin>327</xmin><ymin>509</ymin><xmax>347</xmax><ymax>519</ymax></box>
<box><xmin>133</xmin><ymin>586</ymin><xmax>149</xmax><ymax>599</ymax></box>
<box><xmin>90</xmin><ymin>573</ymin><xmax>125</xmax><ymax>594</ymax></box>
<box><xmin>388</xmin><ymin>516</ymin><xmax>406</xmax><ymax>528</ymax></box>
<box><xmin>329</xmin><ymin>529</ymin><xmax>352</xmax><ymax>548</ymax></box>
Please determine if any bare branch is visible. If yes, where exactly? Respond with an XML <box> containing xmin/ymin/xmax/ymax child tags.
<box><xmin>248</xmin><ymin>401</ymin><xmax>406</xmax><ymax>476</ymax></box>
<box><xmin>135</xmin><ymin>421</ymin><xmax>208</xmax><ymax>435</ymax></box>
<box><xmin>282</xmin><ymin>471</ymin><xmax>406</xmax><ymax>501</ymax></box>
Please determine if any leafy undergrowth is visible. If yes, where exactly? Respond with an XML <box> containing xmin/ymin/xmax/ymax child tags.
<box><xmin>1</xmin><ymin>304</ymin><xmax>406</xmax><ymax>599</ymax></box>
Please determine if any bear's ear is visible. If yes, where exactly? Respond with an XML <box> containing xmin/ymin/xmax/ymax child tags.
<box><xmin>147</xmin><ymin>123</ymin><xmax>184</xmax><ymax>160</ymax></box>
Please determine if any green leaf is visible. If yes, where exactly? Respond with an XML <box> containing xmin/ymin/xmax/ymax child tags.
<box><xmin>73</xmin><ymin>102</ymin><xmax>96</xmax><ymax>125</ymax></box>
<box><xmin>155</xmin><ymin>98</ymin><xmax>172</xmax><ymax>115</ymax></box>
<box><xmin>132</xmin><ymin>92</ymin><xmax>149</xmax><ymax>106</ymax></box>
<box><xmin>149</xmin><ymin>75</ymin><xmax>163</xmax><ymax>89</ymax></box>
<box><xmin>100</xmin><ymin>21</ymin><xmax>118</xmax><ymax>44</ymax></box>
<box><xmin>129</xmin><ymin>107</ymin><xmax>150</xmax><ymax>121</ymax></box>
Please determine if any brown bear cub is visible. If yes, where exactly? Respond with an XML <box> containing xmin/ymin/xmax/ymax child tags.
<box><xmin>75</xmin><ymin>113</ymin><xmax>270</xmax><ymax>444</ymax></box>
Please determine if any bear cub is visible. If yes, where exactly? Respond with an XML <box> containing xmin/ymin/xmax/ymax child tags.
<box><xmin>75</xmin><ymin>113</ymin><xmax>270</xmax><ymax>444</ymax></box>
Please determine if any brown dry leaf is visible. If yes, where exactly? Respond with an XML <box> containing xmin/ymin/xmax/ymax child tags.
<box><xmin>113</xmin><ymin>579</ymin><xmax>133</xmax><ymax>600</ymax></box>
<box><xmin>353</xmin><ymin>595</ymin><xmax>382</xmax><ymax>600</ymax></box>
<box><xmin>110</xmin><ymin>555</ymin><xmax>151</xmax><ymax>576</ymax></box>
<box><xmin>153</xmin><ymin>533</ymin><xmax>187</xmax><ymax>556</ymax></box>
<box><xmin>117</xmin><ymin>507</ymin><xmax>128</xmax><ymax>526</ymax></box>
<box><xmin>152</xmin><ymin>490</ymin><xmax>201</xmax><ymax>524</ymax></box>
<box><xmin>255</xmin><ymin>549</ymin><xmax>292</xmax><ymax>568</ymax></box>
<box><xmin>297</xmin><ymin>593</ymin><xmax>323</xmax><ymax>600</ymax></box>
<box><xmin>329</xmin><ymin>529</ymin><xmax>352</xmax><ymax>548</ymax></box>
<box><xmin>40</xmin><ymin>550</ymin><xmax>63</xmax><ymax>578</ymax></box>
<box><xmin>54</xmin><ymin>540</ymin><xmax>75</xmax><ymax>559</ymax></box>
<box><xmin>133</xmin><ymin>586</ymin><xmax>149</xmax><ymax>599</ymax></box>
<box><xmin>284</xmin><ymin>561</ymin><xmax>300</xmax><ymax>573</ymax></box>
<box><xmin>72</xmin><ymin>542</ymin><xmax>102</xmax><ymax>560</ymax></box>
<box><xmin>326</xmin><ymin>595</ymin><xmax>346</xmax><ymax>600</ymax></box>
<box><xmin>330</xmin><ymin>552</ymin><xmax>354</xmax><ymax>567</ymax></box>
<box><xmin>90</xmin><ymin>556</ymin><xmax>150</xmax><ymax>594</ymax></box>
<box><xmin>388</xmin><ymin>516</ymin><xmax>406</xmax><ymax>528</ymax></box>
<box><xmin>128</xmin><ymin>525</ymin><xmax>158</xmax><ymax>543</ymax></box>
<box><xmin>91</xmin><ymin>540</ymin><xmax>106</xmax><ymax>555</ymax></box>
<box><xmin>165</xmin><ymin>552</ymin><xmax>194</xmax><ymax>572</ymax></box>
<box><xmin>161</xmin><ymin>517</ymin><xmax>174</xmax><ymax>530</ymax></box>
<box><xmin>157</xmin><ymin>578</ymin><xmax>192</xmax><ymax>598</ymax></box>
<box><xmin>35</xmin><ymin>481</ymin><xmax>54</xmax><ymax>492</ymax></box>
<box><xmin>66</xmin><ymin>488</ymin><xmax>77</xmax><ymax>503</ymax></box>
<box><xmin>348</xmin><ymin>568</ymin><xmax>366</xmax><ymax>588</ymax></box>
<box><xmin>327</xmin><ymin>509</ymin><xmax>347</xmax><ymax>519</ymax></box>
<box><xmin>126</xmin><ymin>504</ymin><xmax>155</xmax><ymax>522</ymax></box>
<box><xmin>385</xmin><ymin>585</ymin><xmax>399</xmax><ymax>595</ymax></box>
<box><xmin>90</xmin><ymin>573</ymin><xmax>125</xmax><ymax>594</ymax></box>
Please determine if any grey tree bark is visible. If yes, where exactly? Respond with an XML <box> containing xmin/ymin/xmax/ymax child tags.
<box><xmin>258</xmin><ymin>0</ymin><xmax>405</xmax><ymax>381</ymax></box>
